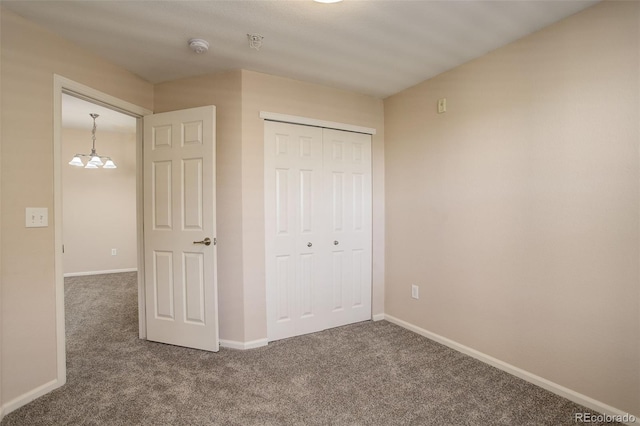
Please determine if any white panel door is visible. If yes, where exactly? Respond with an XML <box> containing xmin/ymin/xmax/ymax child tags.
<box><xmin>265</xmin><ymin>121</ymin><xmax>327</xmax><ymax>341</ymax></box>
<box><xmin>323</xmin><ymin>129</ymin><xmax>372</xmax><ymax>328</ymax></box>
<box><xmin>265</xmin><ymin>121</ymin><xmax>372</xmax><ymax>342</ymax></box>
<box><xmin>143</xmin><ymin>106</ymin><xmax>218</xmax><ymax>352</ymax></box>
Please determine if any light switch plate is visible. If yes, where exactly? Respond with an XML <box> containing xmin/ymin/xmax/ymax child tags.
<box><xmin>26</xmin><ymin>207</ymin><xmax>48</xmax><ymax>228</ymax></box>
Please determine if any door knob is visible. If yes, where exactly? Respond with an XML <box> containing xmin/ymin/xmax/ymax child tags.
<box><xmin>307</xmin><ymin>242</ymin><xmax>312</xmax><ymax>247</ymax></box>
<box><xmin>334</xmin><ymin>240</ymin><xmax>339</xmax><ymax>245</ymax></box>
<box><xmin>194</xmin><ymin>237</ymin><xmax>212</xmax><ymax>246</ymax></box>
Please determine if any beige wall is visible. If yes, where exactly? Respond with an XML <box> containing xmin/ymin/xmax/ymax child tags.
<box><xmin>240</xmin><ymin>70</ymin><xmax>385</xmax><ymax>341</ymax></box>
<box><xmin>154</xmin><ymin>70</ymin><xmax>245</xmax><ymax>342</ymax></box>
<box><xmin>8</xmin><ymin>0</ymin><xmax>635</xmax><ymax>418</ymax></box>
<box><xmin>384</xmin><ymin>1</ymin><xmax>639</xmax><ymax>416</ymax></box>
<box><xmin>1</xmin><ymin>8</ymin><xmax>153</xmax><ymax>405</ymax></box>
<box><xmin>154</xmin><ymin>70</ymin><xmax>385</xmax><ymax>343</ymax></box>
<box><xmin>62</xmin><ymin>128</ymin><xmax>137</xmax><ymax>275</ymax></box>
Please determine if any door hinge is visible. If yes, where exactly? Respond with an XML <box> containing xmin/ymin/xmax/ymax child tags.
<box><xmin>213</xmin><ymin>238</ymin><xmax>217</xmax><ymax>246</ymax></box>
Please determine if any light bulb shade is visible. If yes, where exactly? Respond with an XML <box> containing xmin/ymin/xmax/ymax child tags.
<box><xmin>69</xmin><ymin>156</ymin><xmax>84</xmax><ymax>167</ymax></box>
<box><xmin>103</xmin><ymin>159</ymin><xmax>117</xmax><ymax>169</ymax></box>
<box><xmin>88</xmin><ymin>156</ymin><xmax>104</xmax><ymax>166</ymax></box>
<box><xmin>84</xmin><ymin>162</ymin><xmax>99</xmax><ymax>169</ymax></box>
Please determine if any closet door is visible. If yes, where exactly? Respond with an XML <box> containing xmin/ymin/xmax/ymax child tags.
<box><xmin>265</xmin><ymin>121</ymin><xmax>327</xmax><ymax>341</ymax></box>
<box><xmin>265</xmin><ymin>121</ymin><xmax>372</xmax><ymax>342</ymax></box>
<box><xmin>323</xmin><ymin>129</ymin><xmax>372</xmax><ymax>328</ymax></box>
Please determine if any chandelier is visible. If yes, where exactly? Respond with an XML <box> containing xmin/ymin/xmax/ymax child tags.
<box><xmin>68</xmin><ymin>113</ymin><xmax>116</xmax><ymax>169</ymax></box>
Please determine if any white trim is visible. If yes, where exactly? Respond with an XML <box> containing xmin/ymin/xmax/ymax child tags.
<box><xmin>260</xmin><ymin>111</ymin><xmax>376</xmax><ymax>135</ymax></box>
<box><xmin>63</xmin><ymin>268</ymin><xmax>138</xmax><ymax>278</ymax></box>
<box><xmin>53</xmin><ymin>76</ymin><xmax>67</xmax><ymax>392</ymax></box>
<box><xmin>372</xmin><ymin>313</ymin><xmax>385</xmax><ymax>322</ymax></box>
<box><xmin>384</xmin><ymin>314</ymin><xmax>639</xmax><ymax>426</ymax></box>
<box><xmin>1</xmin><ymin>379</ymin><xmax>60</xmax><ymax>417</ymax></box>
<box><xmin>219</xmin><ymin>338</ymin><xmax>269</xmax><ymax>350</ymax></box>
<box><xmin>52</xmin><ymin>75</ymin><xmax>152</xmax><ymax>413</ymax></box>
<box><xmin>56</xmin><ymin>75</ymin><xmax>152</xmax><ymax>117</ymax></box>
<box><xmin>135</xmin><ymin>118</ymin><xmax>147</xmax><ymax>339</ymax></box>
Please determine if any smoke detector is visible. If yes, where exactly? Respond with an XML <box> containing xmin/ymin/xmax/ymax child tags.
<box><xmin>188</xmin><ymin>38</ymin><xmax>209</xmax><ymax>54</ymax></box>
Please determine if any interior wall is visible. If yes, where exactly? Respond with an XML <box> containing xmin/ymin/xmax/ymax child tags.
<box><xmin>240</xmin><ymin>70</ymin><xmax>385</xmax><ymax>342</ymax></box>
<box><xmin>62</xmin><ymin>128</ymin><xmax>137</xmax><ymax>275</ymax></box>
<box><xmin>153</xmin><ymin>70</ymin><xmax>245</xmax><ymax>343</ymax></box>
<box><xmin>0</xmin><ymin>8</ymin><xmax>153</xmax><ymax>406</ymax></box>
<box><xmin>154</xmin><ymin>70</ymin><xmax>385</xmax><ymax>344</ymax></box>
<box><xmin>384</xmin><ymin>0</ymin><xmax>639</xmax><ymax>416</ymax></box>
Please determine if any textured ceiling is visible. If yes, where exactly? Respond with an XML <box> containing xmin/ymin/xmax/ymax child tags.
<box><xmin>3</xmin><ymin>0</ymin><xmax>599</xmax><ymax>98</ymax></box>
<box><xmin>62</xmin><ymin>94</ymin><xmax>137</xmax><ymax>133</ymax></box>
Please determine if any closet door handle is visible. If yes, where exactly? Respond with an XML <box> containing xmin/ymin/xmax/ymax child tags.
<box><xmin>334</xmin><ymin>240</ymin><xmax>339</xmax><ymax>245</ymax></box>
<box><xmin>307</xmin><ymin>242</ymin><xmax>312</xmax><ymax>248</ymax></box>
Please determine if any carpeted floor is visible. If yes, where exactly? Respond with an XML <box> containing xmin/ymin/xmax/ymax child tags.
<box><xmin>1</xmin><ymin>272</ymin><xmax>618</xmax><ymax>425</ymax></box>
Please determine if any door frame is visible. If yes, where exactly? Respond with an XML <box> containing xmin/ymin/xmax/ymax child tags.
<box><xmin>259</xmin><ymin>112</ymin><xmax>376</xmax><ymax>135</ymax></box>
<box><xmin>53</xmin><ymin>75</ymin><xmax>152</xmax><ymax>384</ymax></box>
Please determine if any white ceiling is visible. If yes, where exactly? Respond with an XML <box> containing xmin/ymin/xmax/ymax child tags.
<box><xmin>3</xmin><ymin>0</ymin><xmax>599</xmax><ymax>98</ymax></box>
<box><xmin>62</xmin><ymin>93</ymin><xmax>137</xmax><ymax>133</ymax></box>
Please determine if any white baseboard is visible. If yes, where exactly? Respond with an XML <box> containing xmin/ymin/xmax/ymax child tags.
<box><xmin>1</xmin><ymin>379</ymin><xmax>61</xmax><ymax>418</ymax></box>
<box><xmin>372</xmin><ymin>313</ymin><xmax>385</xmax><ymax>322</ymax></box>
<box><xmin>64</xmin><ymin>268</ymin><xmax>138</xmax><ymax>277</ymax></box>
<box><xmin>219</xmin><ymin>338</ymin><xmax>269</xmax><ymax>350</ymax></box>
<box><xmin>383</xmin><ymin>314</ymin><xmax>639</xmax><ymax>425</ymax></box>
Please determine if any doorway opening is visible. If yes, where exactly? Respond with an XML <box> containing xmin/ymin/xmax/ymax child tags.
<box><xmin>60</xmin><ymin>93</ymin><xmax>139</xmax><ymax>370</ymax></box>
<box><xmin>61</xmin><ymin>93</ymin><xmax>137</xmax><ymax>277</ymax></box>
<box><xmin>53</xmin><ymin>75</ymin><xmax>152</xmax><ymax>387</ymax></box>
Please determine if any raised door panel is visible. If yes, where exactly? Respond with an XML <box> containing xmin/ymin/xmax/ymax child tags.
<box><xmin>152</xmin><ymin>161</ymin><xmax>173</xmax><ymax>230</ymax></box>
<box><xmin>182</xmin><ymin>158</ymin><xmax>203</xmax><ymax>230</ymax></box>
<box><xmin>183</xmin><ymin>252</ymin><xmax>205</xmax><ymax>324</ymax></box>
<box><xmin>275</xmin><ymin>255</ymin><xmax>294</xmax><ymax>323</ymax></box>
<box><xmin>153</xmin><ymin>250</ymin><xmax>174</xmax><ymax>319</ymax></box>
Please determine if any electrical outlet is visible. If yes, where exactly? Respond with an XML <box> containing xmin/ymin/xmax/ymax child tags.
<box><xmin>411</xmin><ymin>284</ymin><xmax>419</xmax><ymax>300</ymax></box>
<box><xmin>111</xmin><ymin>249</ymin><xmax>117</xmax><ymax>256</ymax></box>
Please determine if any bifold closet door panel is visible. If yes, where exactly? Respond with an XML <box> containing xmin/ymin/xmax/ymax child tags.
<box><xmin>265</xmin><ymin>121</ymin><xmax>373</xmax><ymax>342</ymax></box>
<box><xmin>323</xmin><ymin>129</ymin><xmax>372</xmax><ymax>328</ymax></box>
<box><xmin>265</xmin><ymin>121</ymin><xmax>328</xmax><ymax>341</ymax></box>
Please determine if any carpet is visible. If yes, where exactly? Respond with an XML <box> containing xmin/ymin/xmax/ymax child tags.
<box><xmin>1</xmin><ymin>272</ymin><xmax>618</xmax><ymax>425</ymax></box>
